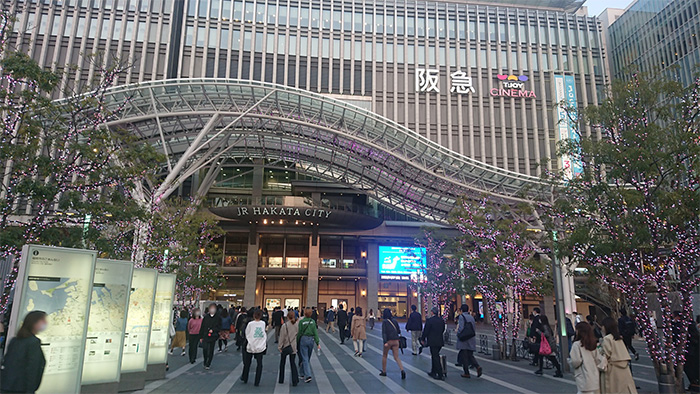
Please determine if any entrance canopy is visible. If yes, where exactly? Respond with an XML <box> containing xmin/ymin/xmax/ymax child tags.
<box><xmin>99</xmin><ymin>79</ymin><xmax>546</xmax><ymax>223</ymax></box>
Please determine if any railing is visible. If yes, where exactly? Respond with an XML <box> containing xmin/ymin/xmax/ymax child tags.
<box><xmin>319</xmin><ymin>258</ymin><xmax>367</xmax><ymax>270</ymax></box>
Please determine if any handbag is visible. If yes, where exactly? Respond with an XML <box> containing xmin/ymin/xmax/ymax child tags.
<box><xmin>538</xmin><ymin>332</ymin><xmax>552</xmax><ymax>355</ymax></box>
<box><xmin>457</xmin><ymin>315</ymin><xmax>476</xmax><ymax>341</ymax></box>
<box><xmin>390</xmin><ymin>320</ymin><xmax>408</xmax><ymax>351</ymax></box>
<box><xmin>230</xmin><ymin>323</ymin><xmax>235</xmax><ymax>333</ymax></box>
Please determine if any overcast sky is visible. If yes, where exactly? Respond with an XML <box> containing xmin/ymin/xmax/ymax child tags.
<box><xmin>584</xmin><ymin>0</ymin><xmax>635</xmax><ymax>16</ymax></box>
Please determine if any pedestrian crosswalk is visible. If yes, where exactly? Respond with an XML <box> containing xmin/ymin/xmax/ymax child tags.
<box><xmin>143</xmin><ymin>321</ymin><xmax>659</xmax><ymax>394</ymax></box>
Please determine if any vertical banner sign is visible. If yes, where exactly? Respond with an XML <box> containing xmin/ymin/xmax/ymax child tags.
<box><xmin>555</xmin><ymin>75</ymin><xmax>582</xmax><ymax>179</ymax></box>
<box><xmin>7</xmin><ymin>245</ymin><xmax>97</xmax><ymax>394</ymax></box>
<box><xmin>148</xmin><ymin>273</ymin><xmax>176</xmax><ymax>364</ymax></box>
<box><xmin>81</xmin><ymin>259</ymin><xmax>133</xmax><ymax>385</ymax></box>
<box><xmin>120</xmin><ymin>268</ymin><xmax>157</xmax><ymax>373</ymax></box>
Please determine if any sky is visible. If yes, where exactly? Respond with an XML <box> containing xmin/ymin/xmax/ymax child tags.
<box><xmin>583</xmin><ymin>0</ymin><xmax>635</xmax><ymax>16</ymax></box>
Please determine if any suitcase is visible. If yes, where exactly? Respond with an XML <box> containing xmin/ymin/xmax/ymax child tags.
<box><xmin>440</xmin><ymin>354</ymin><xmax>447</xmax><ymax>377</ymax></box>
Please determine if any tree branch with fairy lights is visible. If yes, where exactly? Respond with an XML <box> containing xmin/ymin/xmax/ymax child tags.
<box><xmin>548</xmin><ymin>74</ymin><xmax>700</xmax><ymax>391</ymax></box>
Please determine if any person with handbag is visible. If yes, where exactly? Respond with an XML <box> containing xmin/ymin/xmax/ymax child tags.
<box><xmin>456</xmin><ymin>304</ymin><xmax>482</xmax><ymax>378</ymax></box>
<box><xmin>351</xmin><ymin>306</ymin><xmax>367</xmax><ymax>357</ymax></box>
<box><xmin>599</xmin><ymin>317</ymin><xmax>637</xmax><ymax>393</ymax></box>
<box><xmin>170</xmin><ymin>310</ymin><xmax>188</xmax><ymax>356</ymax></box>
<box><xmin>297</xmin><ymin>307</ymin><xmax>321</xmax><ymax>383</ymax></box>
<box><xmin>200</xmin><ymin>303</ymin><xmax>222</xmax><ymax>370</ymax></box>
<box><xmin>568</xmin><ymin>322</ymin><xmax>602</xmax><ymax>394</ymax></box>
<box><xmin>533</xmin><ymin>314</ymin><xmax>563</xmax><ymax>377</ymax></box>
<box><xmin>187</xmin><ymin>308</ymin><xmax>203</xmax><ymax>364</ymax></box>
<box><xmin>421</xmin><ymin>306</ymin><xmax>446</xmax><ymax>380</ymax></box>
<box><xmin>278</xmin><ymin>311</ymin><xmax>299</xmax><ymax>386</ymax></box>
<box><xmin>380</xmin><ymin>308</ymin><xmax>406</xmax><ymax>379</ymax></box>
<box><xmin>241</xmin><ymin>309</ymin><xmax>267</xmax><ymax>386</ymax></box>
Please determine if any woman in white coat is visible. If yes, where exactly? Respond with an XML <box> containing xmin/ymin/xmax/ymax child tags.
<box><xmin>569</xmin><ymin>322</ymin><xmax>602</xmax><ymax>394</ymax></box>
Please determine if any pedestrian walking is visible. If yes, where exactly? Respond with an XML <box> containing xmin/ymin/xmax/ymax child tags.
<box><xmin>337</xmin><ymin>304</ymin><xmax>348</xmax><ymax>343</ymax></box>
<box><xmin>262</xmin><ymin>307</ymin><xmax>269</xmax><ymax>327</ymax></box>
<box><xmin>600</xmin><ymin>317</ymin><xmax>637</xmax><ymax>394</ymax></box>
<box><xmin>241</xmin><ymin>309</ymin><xmax>267</xmax><ymax>386</ymax></box>
<box><xmin>219</xmin><ymin>309</ymin><xmax>232</xmax><ymax>352</ymax></box>
<box><xmin>278</xmin><ymin>311</ymin><xmax>300</xmax><ymax>387</ymax></box>
<box><xmin>379</xmin><ymin>308</ymin><xmax>406</xmax><ymax>379</ymax></box>
<box><xmin>351</xmin><ymin>306</ymin><xmax>367</xmax><ymax>357</ymax></box>
<box><xmin>406</xmin><ymin>305</ymin><xmax>423</xmax><ymax>355</ymax></box>
<box><xmin>568</xmin><ymin>322</ymin><xmax>602</xmax><ymax>394</ymax></box>
<box><xmin>421</xmin><ymin>307</ymin><xmax>445</xmax><ymax>380</ymax></box>
<box><xmin>326</xmin><ymin>307</ymin><xmax>336</xmax><ymax>333</ymax></box>
<box><xmin>533</xmin><ymin>314</ymin><xmax>563</xmax><ymax>377</ymax></box>
<box><xmin>1</xmin><ymin>311</ymin><xmax>47</xmax><ymax>394</ymax></box>
<box><xmin>617</xmin><ymin>309</ymin><xmax>639</xmax><ymax>361</ymax></box>
<box><xmin>297</xmin><ymin>307</ymin><xmax>321</xmax><ymax>383</ymax></box>
<box><xmin>456</xmin><ymin>304</ymin><xmax>482</xmax><ymax>378</ymax></box>
<box><xmin>368</xmin><ymin>309</ymin><xmax>376</xmax><ymax>330</ymax></box>
<box><xmin>311</xmin><ymin>307</ymin><xmax>318</xmax><ymax>325</ymax></box>
<box><xmin>235</xmin><ymin>307</ymin><xmax>249</xmax><ymax>351</ymax></box>
<box><xmin>272</xmin><ymin>307</ymin><xmax>285</xmax><ymax>343</ymax></box>
<box><xmin>187</xmin><ymin>308</ymin><xmax>203</xmax><ymax>364</ymax></box>
<box><xmin>200</xmin><ymin>303</ymin><xmax>222</xmax><ymax>370</ymax></box>
<box><xmin>169</xmin><ymin>310</ymin><xmax>188</xmax><ymax>356</ymax></box>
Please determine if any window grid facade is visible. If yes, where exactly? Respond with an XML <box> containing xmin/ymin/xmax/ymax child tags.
<box><xmin>6</xmin><ymin>0</ymin><xmax>608</xmax><ymax>177</ymax></box>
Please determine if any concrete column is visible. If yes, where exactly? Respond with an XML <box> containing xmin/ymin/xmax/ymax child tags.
<box><xmin>367</xmin><ymin>242</ymin><xmax>379</xmax><ymax>316</ymax></box>
<box><xmin>252</xmin><ymin>158</ymin><xmax>263</xmax><ymax>204</ymax></box>
<box><xmin>306</xmin><ymin>232</ymin><xmax>320</xmax><ymax>307</ymax></box>
<box><xmin>243</xmin><ymin>229</ymin><xmax>258</xmax><ymax>307</ymax></box>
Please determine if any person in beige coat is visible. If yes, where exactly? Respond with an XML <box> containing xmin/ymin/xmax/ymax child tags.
<box><xmin>600</xmin><ymin>317</ymin><xmax>637</xmax><ymax>394</ymax></box>
<box><xmin>569</xmin><ymin>322</ymin><xmax>602</xmax><ymax>394</ymax></box>
<box><xmin>278</xmin><ymin>311</ymin><xmax>299</xmax><ymax>386</ymax></box>
<box><xmin>351</xmin><ymin>306</ymin><xmax>367</xmax><ymax>357</ymax></box>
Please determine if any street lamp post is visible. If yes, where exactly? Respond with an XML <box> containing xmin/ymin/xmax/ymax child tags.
<box><xmin>551</xmin><ymin>230</ymin><xmax>570</xmax><ymax>372</ymax></box>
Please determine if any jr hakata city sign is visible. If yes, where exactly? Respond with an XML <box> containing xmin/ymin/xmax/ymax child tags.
<box><xmin>490</xmin><ymin>74</ymin><xmax>536</xmax><ymax>99</ymax></box>
<box><xmin>234</xmin><ymin>206</ymin><xmax>332</xmax><ymax>218</ymax></box>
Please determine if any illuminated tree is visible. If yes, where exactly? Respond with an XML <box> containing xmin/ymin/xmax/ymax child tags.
<box><xmin>0</xmin><ymin>12</ymin><xmax>159</xmax><ymax>312</ymax></box>
<box><xmin>450</xmin><ymin>197</ymin><xmax>548</xmax><ymax>359</ymax></box>
<box><xmin>551</xmin><ymin>74</ymin><xmax>700</xmax><ymax>391</ymax></box>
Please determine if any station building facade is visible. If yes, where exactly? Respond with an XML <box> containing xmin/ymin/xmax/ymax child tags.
<box><xmin>5</xmin><ymin>0</ymin><xmax>608</xmax><ymax>317</ymax></box>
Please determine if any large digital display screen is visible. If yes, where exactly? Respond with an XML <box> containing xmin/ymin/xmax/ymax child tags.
<box><xmin>378</xmin><ymin>246</ymin><xmax>426</xmax><ymax>280</ymax></box>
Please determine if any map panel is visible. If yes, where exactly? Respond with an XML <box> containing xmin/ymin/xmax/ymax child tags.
<box><xmin>120</xmin><ymin>268</ymin><xmax>157</xmax><ymax>373</ymax></box>
<box><xmin>82</xmin><ymin>259</ymin><xmax>133</xmax><ymax>385</ymax></box>
<box><xmin>148</xmin><ymin>274</ymin><xmax>176</xmax><ymax>364</ymax></box>
<box><xmin>8</xmin><ymin>245</ymin><xmax>96</xmax><ymax>394</ymax></box>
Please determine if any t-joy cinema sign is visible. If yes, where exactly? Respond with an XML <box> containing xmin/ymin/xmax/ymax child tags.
<box><xmin>490</xmin><ymin>74</ymin><xmax>536</xmax><ymax>99</ymax></box>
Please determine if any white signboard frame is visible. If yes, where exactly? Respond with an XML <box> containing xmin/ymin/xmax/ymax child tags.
<box><xmin>6</xmin><ymin>244</ymin><xmax>97</xmax><ymax>394</ymax></box>
<box><xmin>148</xmin><ymin>273</ymin><xmax>176</xmax><ymax>365</ymax></box>
<box><xmin>120</xmin><ymin>268</ymin><xmax>157</xmax><ymax>373</ymax></box>
<box><xmin>81</xmin><ymin>259</ymin><xmax>133</xmax><ymax>385</ymax></box>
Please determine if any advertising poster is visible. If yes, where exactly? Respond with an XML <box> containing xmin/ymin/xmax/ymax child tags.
<box><xmin>120</xmin><ymin>268</ymin><xmax>157</xmax><ymax>373</ymax></box>
<box><xmin>148</xmin><ymin>273</ymin><xmax>176</xmax><ymax>365</ymax></box>
<box><xmin>555</xmin><ymin>74</ymin><xmax>582</xmax><ymax>180</ymax></box>
<box><xmin>81</xmin><ymin>259</ymin><xmax>133</xmax><ymax>385</ymax></box>
<box><xmin>7</xmin><ymin>245</ymin><xmax>97</xmax><ymax>394</ymax></box>
<box><xmin>378</xmin><ymin>246</ymin><xmax>427</xmax><ymax>280</ymax></box>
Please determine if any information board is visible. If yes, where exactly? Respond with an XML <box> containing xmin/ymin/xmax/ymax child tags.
<box><xmin>120</xmin><ymin>268</ymin><xmax>157</xmax><ymax>373</ymax></box>
<box><xmin>378</xmin><ymin>245</ymin><xmax>426</xmax><ymax>280</ymax></box>
<box><xmin>7</xmin><ymin>245</ymin><xmax>96</xmax><ymax>394</ymax></box>
<box><xmin>148</xmin><ymin>273</ymin><xmax>176</xmax><ymax>364</ymax></box>
<box><xmin>81</xmin><ymin>259</ymin><xmax>133</xmax><ymax>385</ymax></box>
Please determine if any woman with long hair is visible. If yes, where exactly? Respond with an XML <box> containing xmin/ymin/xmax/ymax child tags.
<box><xmin>368</xmin><ymin>309</ymin><xmax>375</xmax><ymax>330</ymax></box>
<box><xmin>533</xmin><ymin>315</ymin><xmax>563</xmax><ymax>377</ymax></box>
<box><xmin>380</xmin><ymin>308</ymin><xmax>405</xmax><ymax>379</ymax></box>
<box><xmin>1</xmin><ymin>311</ymin><xmax>47</xmax><ymax>393</ymax></box>
<box><xmin>187</xmin><ymin>308</ymin><xmax>203</xmax><ymax>364</ymax></box>
<box><xmin>351</xmin><ymin>306</ymin><xmax>367</xmax><ymax>357</ymax></box>
<box><xmin>599</xmin><ymin>317</ymin><xmax>637</xmax><ymax>393</ymax></box>
<box><xmin>278</xmin><ymin>310</ymin><xmax>299</xmax><ymax>386</ymax></box>
<box><xmin>569</xmin><ymin>322</ymin><xmax>602</xmax><ymax>394</ymax></box>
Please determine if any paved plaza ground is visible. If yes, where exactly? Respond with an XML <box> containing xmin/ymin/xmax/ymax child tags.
<box><xmin>135</xmin><ymin>322</ymin><xmax>660</xmax><ymax>394</ymax></box>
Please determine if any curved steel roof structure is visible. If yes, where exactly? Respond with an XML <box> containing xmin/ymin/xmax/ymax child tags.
<box><xmin>98</xmin><ymin>78</ymin><xmax>547</xmax><ymax>223</ymax></box>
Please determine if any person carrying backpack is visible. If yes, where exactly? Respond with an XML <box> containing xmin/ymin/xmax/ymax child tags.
<box><xmin>455</xmin><ymin>304</ymin><xmax>482</xmax><ymax>378</ymax></box>
<box><xmin>618</xmin><ymin>309</ymin><xmax>639</xmax><ymax>361</ymax></box>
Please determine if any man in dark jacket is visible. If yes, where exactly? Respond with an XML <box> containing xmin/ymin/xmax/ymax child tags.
<box><xmin>272</xmin><ymin>307</ymin><xmax>285</xmax><ymax>343</ymax></box>
<box><xmin>337</xmin><ymin>304</ymin><xmax>348</xmax><ymax>344</ymax></box>
<box><xmin>406</xmin><ymin>305</ymin><xmax>423</xmax><ymax>355</ymax></box>
<box><xmin>326</xmin><ymin>307</ymin><xmax>336</xmax><ymax>333</ymax></box>
<box><xmin>200</xmin><ymin>304</ymin><xmax>222</xmax><ymax>369</ymax></box>
<box><xmin>421</xmin><ymin>307</ymin><xmax>445</xmax><ymax>380</ymax></box>
<box><xmin>618</xmin><ymin>309</ymin><xmax>639</xmax><ymax>360</ymax></box>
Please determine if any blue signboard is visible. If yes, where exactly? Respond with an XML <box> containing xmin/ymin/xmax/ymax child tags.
<box><xmin>378</xmin><ymin>246</ymin><xmax>426</xmax><ymax>280</ymax></box>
